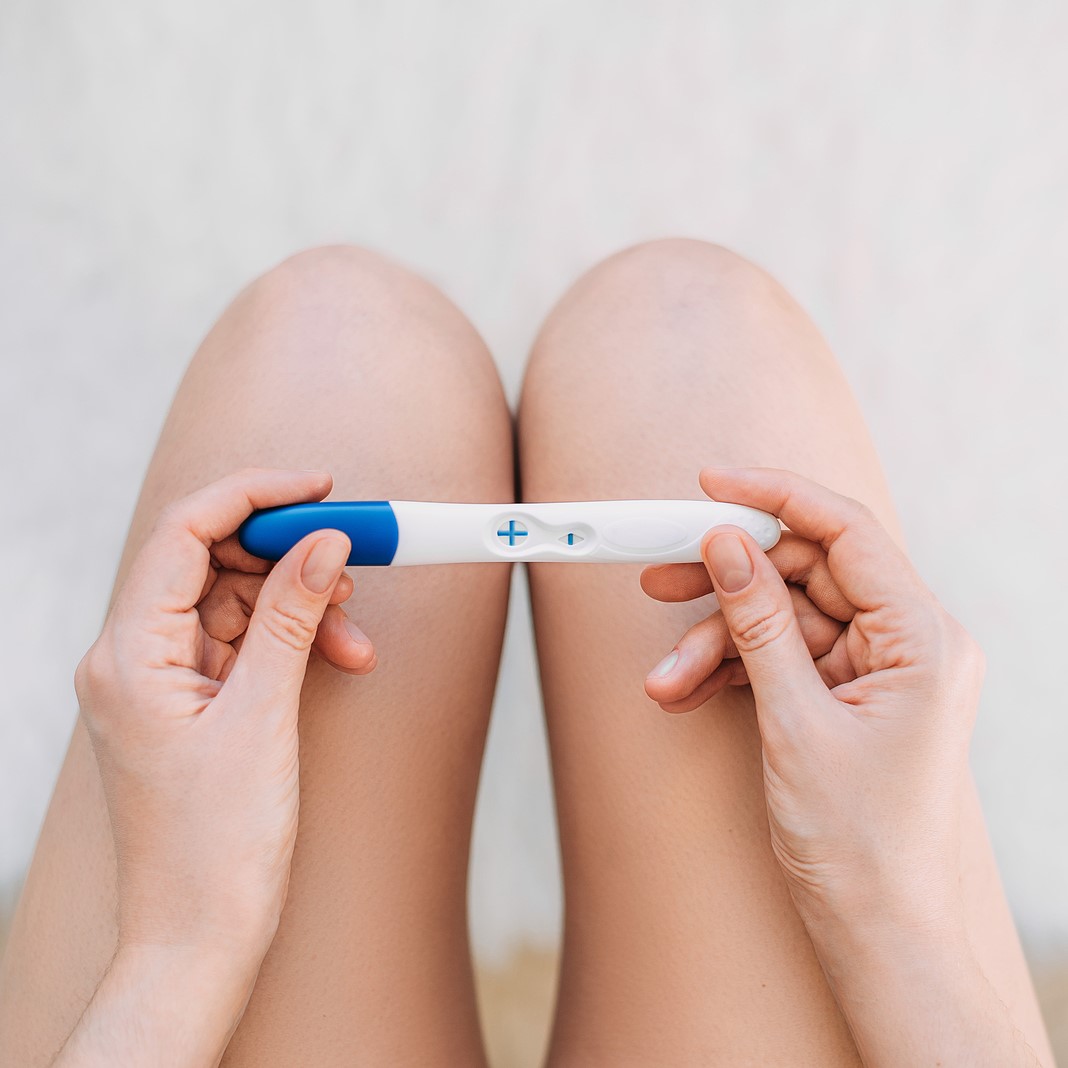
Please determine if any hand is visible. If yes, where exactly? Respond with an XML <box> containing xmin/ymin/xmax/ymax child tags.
<box><xmin>74</xmin><ymin>468</ymin><xmax>376</xmax><ymax>966</ymax></box>
<box><xmin>643</xmin><ymin>527</ymin><xmax>852</xmax><ymax>714</ymax></box>
<box><xmin>641</xmin><ymin>466</ymin><xmax>984</xmax><ymax>922</ymax></box>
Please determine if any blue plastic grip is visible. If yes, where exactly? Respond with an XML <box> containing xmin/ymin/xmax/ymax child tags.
<box><xmin>238</xmin><ymin>502</ymin><xmax>399</xmax><ymax>566</ymax></box>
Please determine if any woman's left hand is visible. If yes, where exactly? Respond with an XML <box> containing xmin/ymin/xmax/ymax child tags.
<box><xmin>75</xmin><ymin>468</ymin><xmax>376</xmax><ymax>963</ymax></box>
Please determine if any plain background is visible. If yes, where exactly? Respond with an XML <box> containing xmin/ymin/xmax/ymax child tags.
<box><xmin>2</xmin><ymin>0</ymin><xmax>1066</xmax><ymax>1053</ymax></box>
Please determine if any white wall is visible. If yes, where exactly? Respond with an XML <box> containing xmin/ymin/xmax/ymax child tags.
<box><xmin>1</xmin><ymin>0</ymin><xmax>1066</xmax><ymax>965</ymax></box>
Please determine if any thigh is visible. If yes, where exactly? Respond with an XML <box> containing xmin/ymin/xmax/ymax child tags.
<box><xmin>517</xmin><ymin>239</ymin><xmax>1045</xmax><ymax>1064</ymax></box>
<box><xmin>0</xmin><ymin>246</ymin><xmax>513</xmax><ymax>1066</ymax></box>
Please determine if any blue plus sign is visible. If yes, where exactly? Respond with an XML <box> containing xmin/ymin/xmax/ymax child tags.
<box><xmin>497</xmin><ymin>519</ymin><xmax>528</xmax><ymax>546</ymax></box>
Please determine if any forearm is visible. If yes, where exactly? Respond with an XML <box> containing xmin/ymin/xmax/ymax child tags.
<box><xmin>53</xmin><ymin>944</ymin><xmax>261</xmax><ymax>1067</ymax></box>
<box><xmin>800</xmin><ymin>895</ymin><xmax>1046</xmax><ymax>1067</ymax></box>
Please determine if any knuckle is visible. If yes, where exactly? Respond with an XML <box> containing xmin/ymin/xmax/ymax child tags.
<box><xmin>898</xmin><ymin>600</ymin><xmax>946</xmax><ymax>660</ymax></box>
<box><xmin>926</xmin><ymin>610</ymin><xmax>987</xmax><ymax>689</ymax></box>
<box><xmin>904</xmin><ymin>598</ymin><xmax>944</xmax><ymax>642</ymax></box>
<box><xmin>74</xmin><ymin>642</ymin><xmax>107</xmax><ymax>697</ymax></box>
<box><xmin>937</xmin><ymin>609</ymin><xmax>966</xmax><ymax>645</ymax></box>
<box><xmin>946</xmin><ymin>617</ymin><xmax>986</xmax><ymax>675</ymax></box>
<box><xmin>74</xmin><ymin>641</ymin><xmax>119</xmax><ymax>727</ymax></box>
<box><xmin>73</xmin><ymin>649</ymin><xmax>93</xmax><ymax>700</ymax></box>
<box><xmin>730</xmin><ymin>595</ymin><xmax>794</xmax><ymax>653</ymax></box>
<box><xmin>260</xmin><ymin>600</ymin><xmax>321</xmax><ymax>651</ymax></box>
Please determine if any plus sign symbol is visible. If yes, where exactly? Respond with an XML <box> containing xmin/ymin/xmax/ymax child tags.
<box><xmin>496</xmin><ymin>519</ymin><xmax>529</xmax><ymax>546</ymax></box>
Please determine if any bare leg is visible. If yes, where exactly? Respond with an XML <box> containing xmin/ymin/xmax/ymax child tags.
<box><xmin>517</xmin><ymin>239</ymin><xmax>1050</xmax><ymax>1064</ymax></box>
<box><xmin>0</xmin><ymin>246</ymin><xmax>513</xmax><ymax>1066</ymax></box>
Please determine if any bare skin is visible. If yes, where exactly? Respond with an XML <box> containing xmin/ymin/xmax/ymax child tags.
<box><xmin>0</xmin><ymin>246</ymin><xmax>514</xmax><ymax>1066</ymax></box>
<box><xmin>516</xmin><ymin>239</ymin><xmax>1052</xmax><ymax>1064</ymax></box>
<box><xmin>0</xmin><ymin>239</ymin><xmax>1054</xmax><ymax>1065</ymax></box>
<box><xmin>59</xmin><ymin>470</ymin><xmax>366</xmax><ymax>1065</ymax></box>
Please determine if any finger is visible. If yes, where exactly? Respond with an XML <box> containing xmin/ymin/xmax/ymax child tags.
<box><xmin>198</xmin><ymin>569</ymin><xmax>354</xmax><ymax>644</ymax></box>
<box><xmin>698</xmin><ymin>466</ymin><xmax>927</xmax><ymax>612</ymax></box>
<box><xmin>645</xmin><ymin>584</ymin><xmax>843</xmax><ymax>706</ymax></box>
<box><xmin>813</xmin><ymin>626</ymin><xmax>858</xmax><ymax>689</ymax></box>
<box><xmin>225</xmin><ymin>530</ymin><xmax>352</xmax><ymax>708</ymax></box>
<box><xmin>311</xmin><ymin>603</ymin><xmax>377</xmax><ymax>675</ymax></box>
<box><xmin>331</xmin><ymin>572</ymin><xmax>355</xmax><ymax>604</ymax></box>
<box><xmin>197</xmin><ymin>570</ymin><xmax>268</xmax><ymax>643</ymax></box>
<box><xmin>655</xmin><ymin>659</ymin><xmax>744</xmax><ymax>714</ymax></box>
<box><xmin>700</xmin><ymin>524</ymin><xmax>827</xmax><ymax>731</ymax></box>
<box><xmin>122</xmin><ymin>468</ymin><xmax>334</xmax><ymax>618</ymax></box>
<box><xmin>210</xmin><ymin>532</ymin><xmax>274</xmax><ymax>574</ymax></box>
<box><xmin>197</xmin><ymin>629</ymin><xmax>237</xmax><ymax>683</ymax></box>
<box><xmin>639</xmin><ymin>562</ymin><xmax>710</xmax><ymax>602</ymax></box>
<box><xmin>196</xmin><ymin>564</ymin><xmax>221</xmax><ymax>604</ymax></box>
<box><xmin>642</xmin><ymin>532</ymin><xmax>855</xmax><ymax>622</ymax></box>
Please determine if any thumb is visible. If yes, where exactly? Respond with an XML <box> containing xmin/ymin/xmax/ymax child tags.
<box><xmin>229</xmin><ymin>530</ymin><xmax>351</xmax><ymax>705</ymax></box>
<box><xmin>702</xmin><ymin>525</ymin><xmax>824</xmax><ymax>719</ymax></box>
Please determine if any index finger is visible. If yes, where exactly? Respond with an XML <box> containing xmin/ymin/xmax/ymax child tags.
<box><xmin>698</xmin><ymin>466</ymin><xmax>928</xmax><ymax>612</ymax></box>
<box><xmin>642</xmin><ymin>530</ymin><xmax>856</xmax><ymax>622</ymax></box>
<box><xmin>120</xmin><ymin>468</ymin><xmax>334</xmax><ymax>616</ymax></box>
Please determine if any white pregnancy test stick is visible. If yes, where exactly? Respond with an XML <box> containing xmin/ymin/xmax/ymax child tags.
<box><xmin>238</xmin><ymin>499</ymin><xmax>782</xmax><ymax>566</ymax></box>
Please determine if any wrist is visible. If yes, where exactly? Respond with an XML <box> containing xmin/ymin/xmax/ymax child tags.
<box><xmin>790</xmin><ymin>868</ymin><xmax>966</xmax><ymax>953</ymax></box>
<box><xmin>55</xmin><ymin>942</ymin><xmax>265</xmax><ymax>1066</ymax></box>
<box><xmin>792</xmin><ymin>888</ymin><xmax>1045</xmax><ymax>1066</ymax></box>
<box><xmin>115</xmin><ymin>882</ymin><xmax>283</xmax><ymax>972</ymax></box>
<box><xmin>798</xmin><ymin>882</ymin><xmax>970</xmax><ymax>988</ymax></box>
<box><xmin>113</xmin><ymin>939</ymin><xmax>266</xmax><ymax>1001</ymax></box>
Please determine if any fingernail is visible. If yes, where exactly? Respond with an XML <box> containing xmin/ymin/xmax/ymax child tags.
<box><xmin>343</xmin><ymin>617</ymin><xmax>372</xmax><ymax>647</ymax></box>
<box><xmin>705</xmin><ymin>533</ymin><xmax>753</xmax><ymax>592</ymax></box>
<box><xmin>647</xmin><ymin>649</ymin><xmax>679</xmax><ymax>679</ymax></box>
<box><xmin>301</xmin><ymin>536</ymin><xmax>349</xmax><ymax>593</ymax></box>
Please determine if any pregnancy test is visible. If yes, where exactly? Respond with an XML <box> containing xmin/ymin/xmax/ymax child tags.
<box><xmin>238</xmin><ymin>500</ymin><xmax>781</xmax><ymax>566</ymax></box>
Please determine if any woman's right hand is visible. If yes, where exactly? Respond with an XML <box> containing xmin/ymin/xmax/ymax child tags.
<box><xmin>639</xmin><ymin>468</ymin><xmax>1052</xmax><ymax>1065</ymax></box>
<box><xmin>642</xmin><ymin>466</ymin><xmax>983</xmax><ymax>923</ymax></box>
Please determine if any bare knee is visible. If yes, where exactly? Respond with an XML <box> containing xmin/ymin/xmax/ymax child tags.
<box><xmin>233</xmin><ymin>244</ymin><xmax>472</xmax><ymax>357</ymax></box>
<box><xmin>202</xmin><ymin>244</ymin><xmax>507</xmax><ymax>416</ymax></box>
<box><xmin>259</xmin><ymin>244</ymin><xmax>461</xmax><ymax>330</ymax></box>
<box><xmin>520</xmin><ymin>236</ymin><xmax>825</xmax><ymax>423</ymax></box>
<box><xmin>535</xmin><ymin>237</ymin><xmax>791</xmax><ymax>351</ymax></box>
<box><xmin>594</xmin><ymin>236</ymin><xmax>773</xmax><ymax>296</ymax></box>
<box><xmin>236</xmin><ymin>244</ymin><xmax>408</xmax><ymax>329</ymax></box>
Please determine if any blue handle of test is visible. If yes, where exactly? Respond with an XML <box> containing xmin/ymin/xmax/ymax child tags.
<box><xmin>238</xmin><ymin>502</ymin><xmax>399</xmax><ymax>566</ymax></box>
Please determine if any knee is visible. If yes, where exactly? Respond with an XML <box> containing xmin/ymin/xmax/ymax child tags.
<box><xmin>596</xmin><ymin>236</ymin><xmax>769</xmax><ymax>292</ymax></box>
<box><xmin>237</xmin><ymin>244</ymin><xmax>451</xmax><ymax>353</ymax></box>
<box><xmin>520</xmin><ymin>237</ymin><xmax>810</xmax><ymax>411</ymax></box>
<box><xmin>223</xmin><ymin>244</ymin><xmax>412</xmax><ymax>373</ymax></box>
<box><xmin>241</xmin><ymin>244</ymin><xmax>406</xmax><ymax>323</ymax></box>
<box><xmin>214</xmin><ymin>244</ymin><xmax>504</xmax><ymax>404</ymax></box>
<box><xmin>541</xmin><ymin>237</ymin><xmax>784</xmax><ymax>344</ymax></box>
